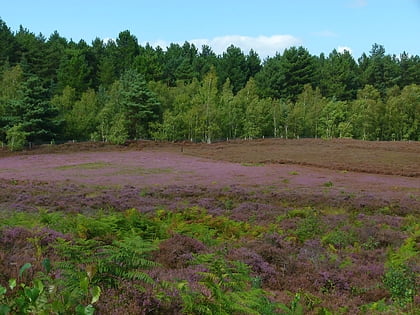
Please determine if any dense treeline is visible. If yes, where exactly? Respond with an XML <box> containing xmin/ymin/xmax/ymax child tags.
<box><xmin>0</xmin><ymin>18</ymin><xmax>419</xmax><ymax>148</ymax></box>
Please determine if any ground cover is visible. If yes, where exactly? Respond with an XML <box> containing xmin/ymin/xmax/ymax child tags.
<box><xmin>0</xmin><ymin>139</ymin><xmax>419</xmax><ymax>314</ymax></box>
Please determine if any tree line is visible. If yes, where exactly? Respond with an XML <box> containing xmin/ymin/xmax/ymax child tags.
<box><xmin>0</xmin><ymin>18</ymin><xmax>419</xmax><ymax>149</ymax></box>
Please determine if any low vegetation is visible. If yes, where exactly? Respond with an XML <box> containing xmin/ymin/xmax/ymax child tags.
<box><xmin>0</xmin><ymin>177</ymin><xmax>418</xmax><ymax>314</ymax></box>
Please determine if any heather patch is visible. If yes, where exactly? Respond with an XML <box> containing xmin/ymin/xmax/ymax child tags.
<box><xmin>0</xmin><ymin>146</ymin><xmax>419</xmax><ymax>314</ymax></box>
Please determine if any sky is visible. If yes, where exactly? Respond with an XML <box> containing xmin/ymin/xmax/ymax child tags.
<box><xmin>1</xmin><ymin>0</ymin><xmax>420</xmax><ymax>59</ymax></box>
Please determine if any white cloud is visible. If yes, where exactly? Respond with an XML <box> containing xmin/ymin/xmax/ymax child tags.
<box><xmin>148</xmin><ymin>34</ymin><xmax>301</xmax><ymax>58</ymax></box>
<box><xmin>103</xmin><ymin>37</ymin><xmax>115</xmax><ymax>44</ymax></box>
<box><xmin>148</xmin><ymin>39</ymin><xmax>168</xmax><ymax>49</ymax></box>
<box><xmin>190</xmin><ymin>35</ymin><xmax>301</xmax><ymax>58</ymax></box>
<box><xmin>337</xmin><ymin>46</ymin><xmax>353</xmax><ymax>54</ymax></box>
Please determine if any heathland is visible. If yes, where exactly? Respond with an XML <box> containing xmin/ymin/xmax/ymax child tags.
<box><xmin>0</xmin><ymin>139</ymin><xmax>419</xmax><ymax>314</ymax></box>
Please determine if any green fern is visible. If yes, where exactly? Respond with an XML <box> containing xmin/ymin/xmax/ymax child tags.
<box><xmin>95</xmin><ymin>234</ymin><xmax>158</xmax><ymax>288</ymax></box>
<box><xmin>383</xmin><ymin>228</ymin><xmax>419</xmax><ymax>307</ymax></box>
<box><xmin>180</xmin><ymin>253</ymin><xmax>279</xmax><ymax>315</ymax></box>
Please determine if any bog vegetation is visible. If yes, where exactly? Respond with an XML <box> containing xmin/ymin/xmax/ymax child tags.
<box><xmin>0</xmin><ymin>18</ymin><xmax>420</xmax><ymax>150</ymax></box>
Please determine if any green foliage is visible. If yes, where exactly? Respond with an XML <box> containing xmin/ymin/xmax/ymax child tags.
<box><xmin>53</xmin><ymin>226</ymin><xmax>158</xmax><ymax>289</ymax></box>
<box><xmin>179</xmin><ymin>253</ymin><xmax>279</xmax><ymax>315</ymax></box>
<box><xmin>295</xmin><ymin>212</ymin><xmax>323</xmax><ymax>242</ymax></box>
<box><xmin>6</xmin><ymin>123</ymin><xmax>28</xmax><ymax>151</ymax></box>
<box><xmin>0</xmin><ymin>262</ymin><xmax>100</xmax><ymax>314</ymax></box>
<box><xmin>153</xmin><ymin>207</ymin><xmax>264</xmax><ymax>245</ymax></box>
<box><xmin>321</xmin><ymin>228</ymin><xmax>356</xmax><ymax>249</ymax></box>
<box><xmin>278</xmin><ymin>293</ymin><xmax>304</xmax><ymax>315</ymax></box>
<box><xmin>323</xmin><ymin>181</ymin><xmax>333</xmax><ymax>187</ymax></box>
<box><xmin>383</xmin><ymin>264</ymin><xmax>417</xmax><ymax>307</ymax></box>
<box><xmin>119</xmin><ymin>69</ymin><xmax>161</xmax><ymax>139</ymax></box>
<box><xmin>95</xmin><ymin>235</ymin><xmax>158</xmax><ymax>288</ymax></box>
<box><xmin>1</xmin><ymin>15</ymin><xmax>420</xmax><ymax>142</ymax></box>
<box><xmin>383</xmin><ymin>228</ymin><xmax>419</xmax><ymax>307</ymax></box>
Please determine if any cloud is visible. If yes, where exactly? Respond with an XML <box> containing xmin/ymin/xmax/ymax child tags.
<box><xmin>337</xmin><ymin>46</ymin><xmax>353</xmax><ymax>54</ymax></box>
<box><xmin>190</xmin><ymin>35</ymin><xmax>301</xmax><ymax>57</ymax></box>
<box><xmin>148</xmin><ymin>34</ymin><xmax>301</xmax><ymax>58</ymax></box>
<box><xmin>103</xmin><ymin>37</ymin><xmax>115</xmax><ymax>44</ymax></box>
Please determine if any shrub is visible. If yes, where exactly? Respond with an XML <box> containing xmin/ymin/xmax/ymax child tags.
<box><xmin>383</xmin><ymin>264</ymin><xmax>417</xmax><ymax>307</ymax></box>
<box><xmin>383</xmin><ymin>228</ymin><xmax>419</xmax><ymax>307</ymax></box>
<box><xmin>295</xmin><ymin>214</ymin><xmax>323</xmax><ymax>242</ymax></box>
<box><xmin>155</xmin><ymin>234</ymin><xmax>206</xmax><ymax>268</ymax></box>
<box><xmin>0</xmin><ymin>262</ymin><xmax>100</xmax><ymax>314</ymax></box>
<box><xmin>321</xmin><ymin>228</ymin><xmax>356</xmax><ymax>249</ymax></box>
<box><xmin>6</xmin><ymin>124</ymin><xmax>28</xmax><ymax>151</ymax></box>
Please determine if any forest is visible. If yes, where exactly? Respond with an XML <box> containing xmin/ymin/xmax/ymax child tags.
<box><xmin>0</xmin><ymin>18</ymin><xmax>419</xmax><ymax>149</ymax></box>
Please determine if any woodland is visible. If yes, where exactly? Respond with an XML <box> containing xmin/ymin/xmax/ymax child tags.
<box><xmin>0</xmin><ymin>18</ymin><xmax>419</xmax><ymax>150</ymax></box>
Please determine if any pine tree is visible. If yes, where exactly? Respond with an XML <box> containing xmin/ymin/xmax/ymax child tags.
<box><xmin>5</xmin><ymin>75</ymin><xmax>61</xmax><ymax>143</ymax></box>
<box><xmin>120</xmin><ymin>69</ymin><xmax>161</xmax><ymax>139</ymax></box>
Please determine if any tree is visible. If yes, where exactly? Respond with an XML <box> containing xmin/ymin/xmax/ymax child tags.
<box><xmin>193</xmin><ymin>45</ymin><xmax>218</xmax><ymax>81</ymax></box>
<box><xmin>175</xmin><ymin>42</ymin><xmax>198</xmax><ymax>83</ymax></box>
<box><xmin>398</xmin><ymin>52</ymin><xmax>420</xmax><ymax>88</ymax></box>
<box><xmin>255</xmin><ymin>53</ymin><xmax>284</xmax><ymax>99</ymax></box>
<box><xmin>192</xmin><ymin>68</ymin><xmax>220</xmax><ymax>143</ymax></box>
<box><xmin>319</xmin><ymin>49</ymin><xmax>359</xmax><ymax>100</ymax></box>
<box><xmin>66</xmin><ymin>89</ymin><xmax>100</xmax><ymax>140</ymax></box>
<box><xmin>319</xmin><ymin>99</ymin><xmax>350</xmax><ymax>139</ymax></box>
<box><xmin>219</xmin><ymin>79</ymin><xmax>242</xmax><ymax>139</ymax></box>
<box><xmin>50</xmin><ymin>85</ymin><xmax>77</xmax><ymax>139</ymax></box>
<box><xmin>255</xmin><ymin>46</ymin><xmax>316</xmax><ymax>101</ymax></box>
<box><xmin>0</xmin><ymin>19</ymin><xmax>18</xmax><ymax>65</ymax></box>
<box><xmin>294</xmin><ymin>84</ymin><xmax>326</xmax><ymax>138</ymax></box>
<box><xmin>270</xmin><ymin>99</ymin><xmax>290</xmax><ymax>138</ymax></box>
<box><xmin>385</xmin><ymin>84</ymin><xmax>420</xmax><ymax>140</ymax></box>
<box><xmin>4</xmin><ymin>75</ymin><xmax>61</xmax><ymax>143</ymax></box>
<box><xmin>119</xmin><ymin>69</ymin><xmax>161</xmax><ymax>139</ymax></box>
<box><xmin>280</xmin><ymin>46</ymin><xmax>316</xmax><ymax>101</ymax></box>
<box><xmin>0</xmin><ymin>64</ymin><xmax>24</xmax><ymax>101</ymax></box>
<box><xmin>115</xmin><ymin>30</ymin><xmax>139</xmax><ymax>73</ymax></box>
<box><xmin>351</xmin><ymin>85</ymin><xmax>383</xmax><ymax>140</ymax></box>
<box><xmin>44</xmin><ymin>31</ymin><xmax>68</xmax><ymax>88</ymax></box>
<box><xmin>96</xmin><ymin>81</ymin><xmax>123</xmax><ymax>142</ymax></box>
<box><xmin>359</xmin><ymin>44</ymin><xmax>400</xmax><ymax>96</ymax></box>
<box><xmin>107</xmin><ymin>112</ymin><xmax>129</xmax><ymax>144</ymax></box>
<box><xmin>14</xmin><ymin>26</ymin><xmax>48</xmax><ymax>80</ymax></box>
<box><xmin>0</xmin><ymin>65</ymin><xmax>25</xmax><ymax>141</ymax></box>
<box><xmin>134</xmin><ymin>43</ymin><xmax>163</xmax><ymax>82</ymax></box>
<box><xmin>218</xmin><ymin>45</ymin><xmax>249</xmax><ymax>93</ymax></box>
<box><xmin>163</xmin><ymin>43</ymin><xmax>184</xmax><ymax>86</ymax></box>
<box><xmin>235</xmin><ymin>79</ymin><xmax>269</xmax><ymax>139</ymax></box>
<box><xmin>97</xmin><ymin>39</ymin><xmax>118</xmax><ymax>87</ymax></box>
<box><xmin>57</xmin><ymin>49</ymin><xmax>93</xmax><ymax>95</ymax></box>
<box><xmin>246</xmin><ymin>49</ymin><xmax>262</xmax><ymax>79</ymax></box>
<box><xmin>6</xmin><ymin>123</ymin><xmax>28</xmax><ymax>150</ymax></box>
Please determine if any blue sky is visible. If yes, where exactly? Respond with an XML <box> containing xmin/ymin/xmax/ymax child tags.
<box><xmin>1</xmin><ymin>0</ymin><xmax>419</xmax><ymax>58</ymax></box>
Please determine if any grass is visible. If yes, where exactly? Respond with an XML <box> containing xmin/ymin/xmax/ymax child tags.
<box><xmin>116</xmin><ymin>167</ymin><xmax>173</xmax><ymax>175</ymax></box>
<box><xmin>55</xmin><ymin>162</ymin><xmax>113</xmax><ymax>170</ymax></box>
<box><xmin>323</xmin><ymin>181</ymin><xmax>334</xmax><ymax>187</ymax></box>
<box><xmin>241</xmin><ymin>162</ymin><xmax>265</xmax><ymax>167</ymax></box>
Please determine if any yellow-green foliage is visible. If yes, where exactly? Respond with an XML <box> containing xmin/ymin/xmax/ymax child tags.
<box><xmin>153</xmin><ymin>207</ymin><xmax>265</xmax><ymax>245</ymax></box>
